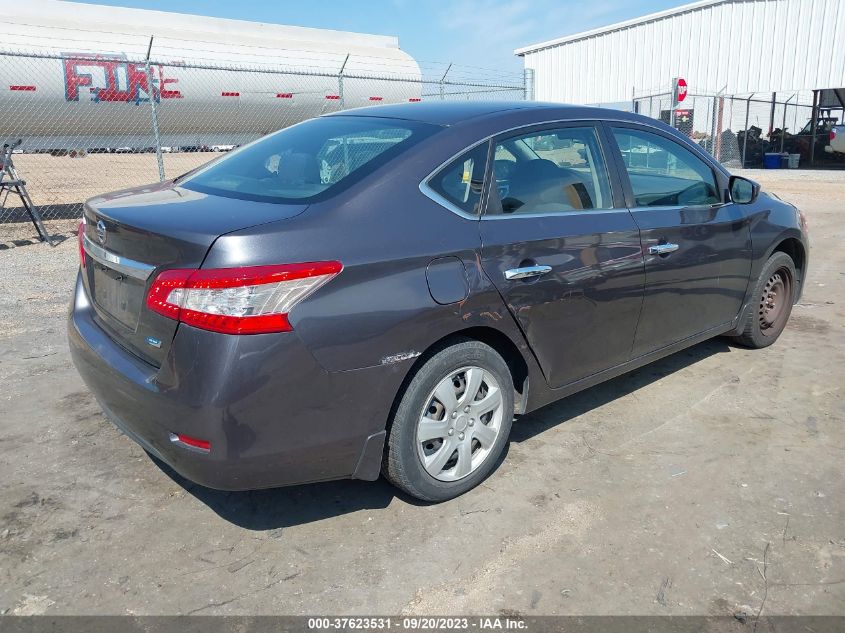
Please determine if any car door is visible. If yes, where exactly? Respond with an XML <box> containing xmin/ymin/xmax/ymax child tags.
<box><xmin>479</xmin><ymin>122</ymin><xmax>645</xmax><ymax>389</ymax></box>
<box><xmin>606</xmin><ymin>123</ymin><xmax>752</xmax><ymax>356</ymax></box>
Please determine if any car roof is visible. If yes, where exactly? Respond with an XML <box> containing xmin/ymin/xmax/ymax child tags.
<box><xmin>325</xmin><ymin>100</ymin><xmax>644</xmax><ymax>127</ymax></box>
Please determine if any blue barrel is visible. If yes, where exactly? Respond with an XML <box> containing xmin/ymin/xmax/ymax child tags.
<box><xmin>763</xmin><ymin>153</ymin><xmax>782</xmax><ymax>169</ymax></box>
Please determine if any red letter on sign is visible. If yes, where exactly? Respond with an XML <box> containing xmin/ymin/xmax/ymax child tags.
<box><xmin>64</xmin><ymin>58</ymin><xmax>92</xmax><ymax>101</ymax></box>
<box><xmin>126</xmin><ymin>63</ymin><xmax>150</xmax><ymax>102</ymax></box>
<box><xmin>158</xmin><ymin>66</ymin><xmax>182</xmax><ymax>99</ymax></box>
<box><xmin>94</xmin><ymin>59</ymin><xmax>131</xmax><ymax>102</ymax></box>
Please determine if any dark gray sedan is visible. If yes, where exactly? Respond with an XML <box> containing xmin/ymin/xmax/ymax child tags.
<box><xmin>69</xmin><ymin>102</ymin><xmax>809</xmax><ymax>501</ymax></box>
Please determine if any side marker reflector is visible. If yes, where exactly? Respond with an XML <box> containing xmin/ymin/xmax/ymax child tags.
<box><xmin>170</xmin><ymin>433</ymin><xmax>211</xmax><ymax>452</ymax></box>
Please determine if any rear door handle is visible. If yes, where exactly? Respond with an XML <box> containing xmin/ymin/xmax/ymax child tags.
<box><xmin>648</xmin><ymin>243</ymin><xmax>680</xmax><ymax>256</ymax></box>
<box><xmin>504</xmin><ymin>265</ymin><xmax>552</xmax><ymax>280</ymax></box>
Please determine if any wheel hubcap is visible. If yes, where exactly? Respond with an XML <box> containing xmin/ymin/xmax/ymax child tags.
<box><xmin>416</xmin><ymin>366</ymin><xmax>504</xmax><ymax>482</ymax></box>
<box><xmin>758</xmin><ymin>268</ymin><xmax>792</xmax><ymax>336</ymax></box>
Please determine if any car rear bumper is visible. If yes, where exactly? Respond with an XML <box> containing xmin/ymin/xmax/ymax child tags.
<box><xmin>68</xmin><ymin>272</ymin><xmax>396</xmax><ymax>490</ymax></box>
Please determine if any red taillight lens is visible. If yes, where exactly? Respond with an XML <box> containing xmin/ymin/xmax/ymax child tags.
<box><xmin>77</xmin><ymin>221</ymin><xmax>86</xmax><ymax>268</ymax></box>
<box><xmin>831</xmin><ymin>128</ymin><xmax>836</xmax><ymax>140</ymax></box>
<box><xmin>146</xmin><ymin>261</ymin><xmax>343</xmax><ymax>335</ymax></box>
<box><xmin>146</xmin><ymin>269</ymin><xmax>192</xmax><ymax>321</ymax></box>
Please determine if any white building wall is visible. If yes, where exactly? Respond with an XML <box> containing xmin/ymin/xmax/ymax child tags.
<box><xmin>517</xmin><ymin>0</ymin><xmax>845</xmax><ymax>104</ymax></box>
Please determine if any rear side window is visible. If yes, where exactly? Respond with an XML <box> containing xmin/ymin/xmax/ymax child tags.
<box><xmin>182</xmin><ymin>117</ymin><xmax>437</xmax><ymax>203</ymax></box>
<box><xmin>611</xmin><ymin>128</ymin><xmax>720</xmax><ymax>207</ymax></box>
<box><xmin>487</xmin><ymin>126</ymin><xmax>613</xmax><ymax>215</ymax></box>
<box><xmin>426</xmin><ymin>143</ymin><xmax>489</xmax><ymax>215</ymax></box>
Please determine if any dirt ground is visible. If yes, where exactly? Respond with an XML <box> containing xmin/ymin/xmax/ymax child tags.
<box><xmin>0</xmin><ymin>170</ymin><xmax>843</xmax><ymax>617</ymax></box>
<box><xmin>2</xmin><ymin>153</ymin><xmax>215</xmax><ymax>220</ymax></box>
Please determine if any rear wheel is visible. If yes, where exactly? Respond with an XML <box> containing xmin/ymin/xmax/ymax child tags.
<box><xmin>732</xmin><ymin>252</ymin><xmax>796</xmax><ymax>348</ymax></box>
<box><xmin>383</xmin><ymin>340</ymin><xmax>514</xmax><ymax>502</ymax></box>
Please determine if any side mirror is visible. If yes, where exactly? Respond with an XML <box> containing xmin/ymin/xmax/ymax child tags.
<box><xmin>729</xmin><ymin>175</ymin><xmax>760</xmax><ymax>204</ymax></box>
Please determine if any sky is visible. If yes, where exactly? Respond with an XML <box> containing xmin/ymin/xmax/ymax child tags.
<box><xmin>66</xmin><ymin>0</ymin><xmax>685</xmax><ymax>75</ymax></box>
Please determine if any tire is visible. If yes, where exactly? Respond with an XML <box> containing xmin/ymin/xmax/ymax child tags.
<box><xmin>731</xmin><ymin>252</ymin><xmax>797</xmax><ymax>349</ymax></box>
<box><xmin>383</xmin><ymin>339</ymin><xmax>514</xmax><ymax>502</ymax></box>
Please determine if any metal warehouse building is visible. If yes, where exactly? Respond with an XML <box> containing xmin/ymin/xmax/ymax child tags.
<box><xmin>516</xmin><ymin>0</ymin><xmax>845</xmax><ymax>167</ymax></box>
<box><xmin>516</xmin><ymin>0</ymin><xmax>844</xmax><ymax>104</ymax></box>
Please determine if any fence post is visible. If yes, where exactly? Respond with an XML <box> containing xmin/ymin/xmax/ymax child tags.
<box><xmin>145</xmin><ymin>36</ymin><xmax>165</xmax><ymax>182</ymax></box>
<box><xmin>768</xmin><ymin>91</ymin><xmax>777</xmax><ymax>138</ymax></box>
<box><xmin>440</xmin><ymin>63</ymin><xmax>451</xmax><ymax>101</ymax></box>
<box><xmin>523</xmin><ymin>67</ymin><xmax>535</xmax><ymax>101</ymax></box>
<box><xmin>709</xmin><ymin>96</ymin><xmax>717</xmax><ymax>155</ymax></box>
<box><xmin>780</xmin><ymin>93</ymin><xmax>795</xmax><ymax>153</ymax></box>
<box><xmin>809</xmin><ymin>89</ymin><xmax>820</xmax><ymax>166</ymax></box>
<box><xmin>714</xmin><ymin>96</ymin><xmax>724</xmax><ymax>160</ymax></box>
<box><xmin>742</xmin><ymin>94</ymin><xmax>753</xmax><ymax>167</ymax></box>
<box><xmin>338</xmin><ymin>54</ymin><xmax>349</xmax><ymax>109</ymax></box>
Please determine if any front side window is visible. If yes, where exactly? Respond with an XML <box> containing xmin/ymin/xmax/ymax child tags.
<box><xmin>427</xmin><ymin>143</ymin><xmax>489</xmax><ymax>215</ymax></box>
<box><xmin>612</xmin><ymin>128</ymin><xmax>721</xmax><ymax>207</ymax></box>
<box><xmin>487</xmin><ymin>126</ymin><xmax>613</xmax><ymax>216</ymax></box>
<box><xmin>181</xmin><ymin>117</ymin><xmax>438</xmax><ymax>203</ymax></box>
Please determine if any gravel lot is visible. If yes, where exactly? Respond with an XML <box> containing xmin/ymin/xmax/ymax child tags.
<box><xmin>1</xmin><ymin>153</ymin><xmax>215</xmax><ymax>221</ymax></box>
<box><xmin>0</xmin><ymin>170</ymin><xmax>843</xmax><ymax>616</ymax></box>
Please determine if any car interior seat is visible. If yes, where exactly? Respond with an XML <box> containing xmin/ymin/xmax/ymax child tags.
<box><xmin>502</xmin><ymin>159</ymin><xmax>594</xmax><ymax>213</ymax></box>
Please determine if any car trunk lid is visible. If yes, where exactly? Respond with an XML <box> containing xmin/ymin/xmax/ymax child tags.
<box><xmin>81</xmin><ymin>182</ymin><xmax>308</xmax><ymax>366</ymax></box>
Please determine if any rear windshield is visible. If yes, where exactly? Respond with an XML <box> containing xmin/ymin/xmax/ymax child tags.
<box><xmin>180</xmin><ymin>116</ymin><xmax>438</xmax><ymax>203</ymax></box>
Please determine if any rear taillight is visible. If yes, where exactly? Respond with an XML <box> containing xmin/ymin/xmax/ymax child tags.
<box><xmin>77</xmin><ymin>220</ymin><xmax>86</xmax><ymax>268</ymax></box>
<box><xmin>146</xmin><ymin>261</ymin><xmax>342</xmax><ymax>335</ymax></box>
<box><xmin>831</xmin><ymin>128</ymin><xmax>836</xmax><ymax>140</ymax></box>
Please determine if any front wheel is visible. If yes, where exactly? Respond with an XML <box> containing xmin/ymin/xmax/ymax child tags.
<box><xmin>731</xmin><ymin>252</ymin><xmax>797</xmax><ymax>348</ymax></box>
<box><xmin>383</xmin><ymin>340</ymin><xmax>514</xmax><ymax>502</ymax></box>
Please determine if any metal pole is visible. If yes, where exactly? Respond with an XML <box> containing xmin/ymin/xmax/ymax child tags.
<box><xmin>780</xmin><ymin>93</ymin><xmax>794</xmax><ymax>153</ymax></box>
<box><xmin>338</xmin><ymin>54</ymin><xmax>349</xmax><ymax>109</ymax></box>
<box><xmin>337</xmin><ymin>54</ymin><xmax>350</xmax><ymax>173</ymax></box>
<box><xmin>742</xmin><ymin>94</ymin><xmax>753</xmax><ymax>167</ymax></box>
<box><xmin>714</xmin><ymin>96</ymin><xmax>725</xmax><ymax>160</ymax></box>
<box><xmin>768</xmin><ymin>91</ymin><xmax>777</xmax><ymax>138</ymax></box>
<box><xmin>145</xmin><ymin>36</ymin><xmax>165</xmax><ymax>182</ymax></box>
<box><xmin>440</xmin><ymin>63</ymin><xmax>451</xmax><ymax>101</ymax></box>
<box><xmin>709</xmin><ymin>97</ymin><xmax>717</xmax><ymax>155</ymax></box>
<box><xmin>523</xmin><ymin>67</ymin><xmax>535</xmax><ymax>101</ymax></box>
<box><xmin>809</xmin><ymin>89</ymin><xmax>820</xmax><ymax>166</ymax></box>
<box><xmin>670</xmin><ymin>78</ymin><xmax>678</xmax><ymax>129</ymax></box>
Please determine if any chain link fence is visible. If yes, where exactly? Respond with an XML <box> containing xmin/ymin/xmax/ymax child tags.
<box><xmin>1</xmin><ymin>49</ymin><xmax>526</xmax><ymax>224</ymax></box>
<box><xmin>633</xmin><ymin>89</ymin><xmax>843</xmax><ymax>170</ymax></box>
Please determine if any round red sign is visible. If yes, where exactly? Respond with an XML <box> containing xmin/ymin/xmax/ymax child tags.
<box><xmin>677</xmin><ymin>78</ymin><xmax>688</xmax><ymax>102</ymax></box>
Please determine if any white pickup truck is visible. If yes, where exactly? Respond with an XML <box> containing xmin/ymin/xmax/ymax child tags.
<box><xmin>826</xmin><ymin>126</ymin><xmax>845</xmax><ymax>155</ymax></box>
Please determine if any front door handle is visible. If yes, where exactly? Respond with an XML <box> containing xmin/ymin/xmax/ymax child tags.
<box><xmin>648</xmin><ymin>243</ymin><xmax>680</xmax><ymax>256</ymax></box>
<box><xmin>504</xmin><ymin>265</ymin><xmax>552</xmax><ymax>280</ymax></box>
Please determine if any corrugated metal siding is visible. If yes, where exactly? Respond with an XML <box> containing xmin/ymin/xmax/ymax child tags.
<box><xmin>520</xmin><ymin>0</ymin><xmax>845</xmax><ymax>103</ymax></box>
